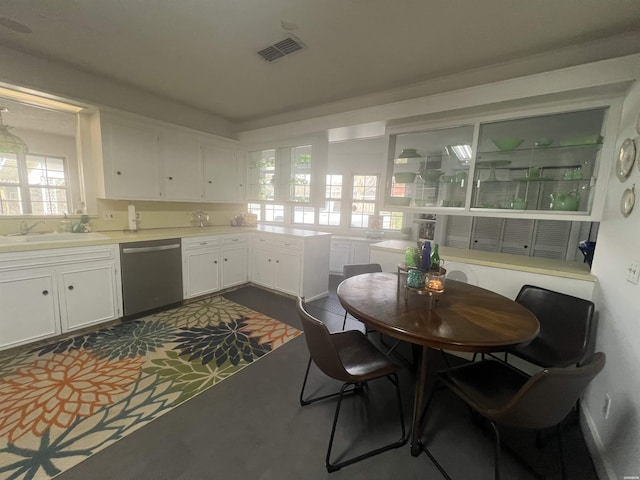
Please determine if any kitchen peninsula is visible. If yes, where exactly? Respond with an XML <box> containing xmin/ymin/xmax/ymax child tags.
<box><xmin>370</xmin><ymin>239</ymin><xmax>595</xmax><ymax>300</ymax></box>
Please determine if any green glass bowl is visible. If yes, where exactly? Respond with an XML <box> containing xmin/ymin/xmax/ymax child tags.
<box><xmin>491</xmin><ymin>138</ymin><xmax>524</xmax><ymax>151</ymax></box>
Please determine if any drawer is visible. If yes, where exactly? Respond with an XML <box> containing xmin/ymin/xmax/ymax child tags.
<box><xmin>272</xmin><ymin>238</ymin><xmax>302</xmax><ymax>251</ymax></box>
<box><xmin>222</xmin><ymin>235</ymin><xmax>248</xmax><ymax>246</ymax></box>
<box><xmin>182</xmin><ymin>237</ymin><xmax>221</xmax><ymax>250</ymax></box>
<box><xmin>0</xmin><ymin>245</ymin><xmax>117</xmax><ymax>272</ymax></box>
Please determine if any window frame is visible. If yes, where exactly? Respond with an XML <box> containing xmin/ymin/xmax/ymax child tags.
<box><xmin>0</xmin><ymin>151</ymin><xmax>71</xmax><ymax>215</ymax></box>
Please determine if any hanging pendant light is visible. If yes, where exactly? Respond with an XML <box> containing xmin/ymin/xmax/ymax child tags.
<box><xmin>0</xmin><ymin>107</ymin><xmax>28</xmax><ymax>154</ymax></box>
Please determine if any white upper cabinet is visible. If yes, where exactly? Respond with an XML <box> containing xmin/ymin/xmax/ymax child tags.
<box><xmin>160</xmin><ymin>130</ymin><xmax>204</xmax><ymax>201</ymax></box>
<box><xmin>203</xmin><ymin>142</ymin><xmax>244</xmax><ymax>203</ymax></box>
<box><xmin>91</xmin><ymin>111</ymin><xmax>243</xmax><ymax>203</ymax></box>
<box><xmin>99</xmin><ymin>112</ymin><xmax>161</xmax><ymax>200</ymax></box>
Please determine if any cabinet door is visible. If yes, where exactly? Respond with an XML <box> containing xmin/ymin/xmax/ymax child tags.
<box><xmin>203</xmin><ymin>143</ymin><xmax>243</xmax><ymax>202</ymax></box>
<box><xmin>222</xmin><ymin>247</ymin><xmax>248</xmax><ymax>289</ymax></box>
<box><xmin>58</xmin><ymin>263</ymin><xmax>119</xmax><ymax>332</ymax></box>
<box><xmin>0</xmin><ymin>269</ymin><xmax>59</xmax><ymax>350</ymax></box>
<box><xmin>330</xmin><ymin>241</ymin><xmax>352</xmax><ymax>274</ymax></box>
<box><xmin>251</xmin><ymin>246</ymin><xmax>274</xmax><ymax>288</ymax></box>
<box><xmin>101</xmin><ymin>115</ymin><xmax>161</xmax><ymax>200</ymax></box>
<box><xmin>274</xmin><ymin>250</ymin><xmax>301</xmax><ymax>296</ymax></box>
<box><xmin>161</xmin><ymin>131</ymin><xmax>203</xmax><ymax>201</ymax></box>
<box><xmin>352</xmin><ymin>242</ymin><xmax>371</xmax><ymax>264</ymax></box>
<box><xmin>185</xmin><ymin>250</ymin><xmax>221</xmax><ymax>298</ymax></box>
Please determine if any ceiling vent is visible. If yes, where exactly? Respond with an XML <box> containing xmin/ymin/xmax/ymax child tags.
<box><xmin>257</xmin><ymin>35</ymin><xmax>305</xmax><ymax>63</ymax></box>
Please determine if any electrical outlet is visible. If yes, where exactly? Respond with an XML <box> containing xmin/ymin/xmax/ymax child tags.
<box><xmin>102</xmin><ymin>211</ymin><xmax>115</xmax><ymax>221</ymax></box>
<box><xmin>603</xmin><ymin>394</ymin><xmax>611</xmax><ymax>419</ymax></box>
<box><xmin>627</xmin><ymin>260</ymin><xmax>640</xmax><ymax>284</ymax></box>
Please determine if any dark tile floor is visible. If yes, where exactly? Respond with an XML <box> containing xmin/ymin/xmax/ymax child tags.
<box><xmin>57</xmin><ymin>278</ymin><xmax>598</xmax><ymax>480</ymax></box>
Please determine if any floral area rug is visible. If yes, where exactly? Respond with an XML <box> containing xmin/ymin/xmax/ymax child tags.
<box><xmin>0</xmin><ymin>296</ymin><xmax>301</xmax><ymax>480</ymax></box>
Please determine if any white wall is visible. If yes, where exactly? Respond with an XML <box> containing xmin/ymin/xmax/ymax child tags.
<box><xmin>327</xmin><ymin>136</ymin><xmax>386</xmax><ymax>173</ymax></box>
<box><xmin>0</xmin><ymin>46</ymin><xmax>235</xmax><ymax>139</ymax></box>
<box><xmin>586</xmin><ymin>79</ymin><xmax>640</xmax><ymax>479</ymax></box>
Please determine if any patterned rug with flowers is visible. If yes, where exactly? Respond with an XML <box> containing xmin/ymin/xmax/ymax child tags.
<box><xmin>0</xmin><ymin>296</ymin><xmax>301</xmax><ymax>480</ymax></box>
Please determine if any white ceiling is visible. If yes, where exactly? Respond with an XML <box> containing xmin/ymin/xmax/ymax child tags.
<box><xmin>1</xmin><ymin>0</ymin><xmax>640</xmax><ymax>131</ymax></box>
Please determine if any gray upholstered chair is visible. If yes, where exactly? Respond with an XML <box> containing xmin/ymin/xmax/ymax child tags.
<box><xmin>419</xmin><ymin>352</ymin><xmax>606</xmax><ymax>480</ymax></box>
<box><xmin>507</xmin><ymin>284</ymin><xmax>596</xmax><ymax>368</ymax></box>
<box><xmin>341</xmin><ymin>263</ymin><xmax>382</xmax><ymax>330</ymax></box>
<box><xmin>297</xmin><ymin>297</ymin><xmax>407</xmax><ymax>472</ymax></box>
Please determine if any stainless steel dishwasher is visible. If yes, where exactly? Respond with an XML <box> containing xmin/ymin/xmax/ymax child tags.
<box><xmin>119</xmin><ymin>238</ymin><xmax>183</xmax><ymax>318</ymax></box>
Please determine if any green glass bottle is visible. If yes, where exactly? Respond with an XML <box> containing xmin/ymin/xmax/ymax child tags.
<box><xmin>405</xmin><ymin>247</ymin><xmax>416</xmax><ymax>267</ymax></box>
<box><xmin>430</xmin><ymin>243</ymin><xmax>441</xmax><ymax>271</ymax></box>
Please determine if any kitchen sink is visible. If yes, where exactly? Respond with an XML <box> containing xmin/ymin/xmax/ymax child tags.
<box><xmin>2</xmin><ymin>232</ymin><xmax>109</xmax><ymax>243</ymax></box>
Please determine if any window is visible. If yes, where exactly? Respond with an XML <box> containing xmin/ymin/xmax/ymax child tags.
<box><xmin>293</xmin><ymin>206</ymin><xmax>315</xmax><ymax>224</ymax></box>
<box><xmin>351</xmin><ymin>174</ymin><xmax>378</xmax><ymax>228</ymax></box>
<box><xmin>247</xmin><ymin>203</ymin><xmax>262</xmax><ymax>221</ymax></box>
<box><xmin>318</xmin><ymin>174</ymin><xmax>342</xmax><ymax>226</ymax></box>
<box><xmin>0</xmin><ymin>152</ymin><xmax>70</xmax><ymax>215</ymax></box>
<box><xmin>380</xmin><ymin>210</ymin><xmax>404</xmax><ymax>230</ymax></box>
<box><xmin>264</xmin><ymin>203</ymin><xmax>284</xmax><ymax>223</ymax></box>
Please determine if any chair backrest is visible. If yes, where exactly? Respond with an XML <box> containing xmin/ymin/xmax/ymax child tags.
<box><xmin>296</xmin><ymin>297</ymin><xmax>349</xmax><ymax>381</ymax></box>
<box><xmin>343</xmin><ymin>263</ymin><xmax>382</xmax><ymax>279</ymax></box>
<box><xmin>494</xmin><ymin>352</ymin><xmax>605</xmax><ymax>429</ymax></box>
<box><xmin>513</xmin><ymin>285</ymin><xmax>596</xmax><ymax>367</ymax></box>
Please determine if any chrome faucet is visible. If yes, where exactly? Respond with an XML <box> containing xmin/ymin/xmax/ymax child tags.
<box><xmin>20</xmin><ymin>220</ymin><xmax>45</xmax><ymax>234</ymax></box>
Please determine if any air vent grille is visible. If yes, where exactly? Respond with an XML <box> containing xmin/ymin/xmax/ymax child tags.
<box><xmin>257</xmin><ymin>35</ymin><xmax>305</xmax><ymax>63</ymax></box>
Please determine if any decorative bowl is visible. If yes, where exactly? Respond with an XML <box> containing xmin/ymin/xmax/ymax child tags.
<box><xmin>393</xmin><ymin>172</ymin><xmax>417</xmax><ymax>183</ymax></box>
<box><xmin>419</xmin><ymin>168</ymin><xmax>443</xmax><ymax>182</ymax></box>
<box><xmin>398</xmin><ymin>148</ymin><xmax>421</xmax><ymax>159</ymax></box>
<box><xmin>491</xmin><ymin>138</ymin><xmax>524</xmax><ymax>151</ymax></box>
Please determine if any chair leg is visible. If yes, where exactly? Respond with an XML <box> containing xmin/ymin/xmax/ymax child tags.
<box><xmin>325</xmin><ymin>373</ymin><xmax>407</xmax><ymax>473</ymax></box>
<box><xmin>489</xmin><ymin>420</ymin><xmax>501</xmax><ymax>480</ymax></box>
<box><xmin>341</xmin><ymin>310</ymin><xmax>348</xmax><ymax>330</ymax></box>
<box><xmin>557</xmin><ymin>424</ymin><xmax>567</xmax><ymax>480</ymax></box>
<box><xmin>300</xmin><ymin>357</ymin><xmax>357</xmax><ymax>406</ymax></box>
<box><xmin>416</xmin><ymin>380</ymin><xmax>453</xmax><ymax>480</ymax></box>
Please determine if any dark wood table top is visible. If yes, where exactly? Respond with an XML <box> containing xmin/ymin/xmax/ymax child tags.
<box><xmin>337</xmin><ymin>272</ymin><xmax>539</xmax><ymax>353</ymax></box>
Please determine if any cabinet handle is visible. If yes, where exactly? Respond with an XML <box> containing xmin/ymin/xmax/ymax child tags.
<box><xmin>224</xmin><ymin>258</ymin><xmax>228</xmax><ymax>262</ymax></box>
<box><xmin>208</xmin><ymin>180</ymin><xmax>212</xmax><ymax>184</ymax></box>
<box><xmin>42</xmin><ymin>290</ymin><xmax>49</xmax><ymax>296</ymax></box>
<box><xmin>268</xmin><ymin>259</ymin><xmax>271</xmax><ymax>262</ymax></box>
<box><xmin>68</xmin><ymin>285</ymin><xmax>74</xmax><ymax>291</ymax></box>
<box><xmin>168</xmin><ymin>176</ymin><xmax>173</xmax><ymax>180</ymax></box>
<box><xmin>214</xmin><ymin>260</ymin><xmax>218</xmax><ymax>264</ymax></box>
<box><xmin>276</xmin><ymin>260</ymin><xmax>280</xmax><ymax>263</ymax></box>
<box><xmin>116</xmin><ymin>171</ymin><xmax>122</xmax><ymax>175</ymax></box>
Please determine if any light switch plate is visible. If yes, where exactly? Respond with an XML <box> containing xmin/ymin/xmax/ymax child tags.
<box><xmin>627</xmin><ymin>259</ymin><xmax>640</xmax><ymax>284</ymax></box>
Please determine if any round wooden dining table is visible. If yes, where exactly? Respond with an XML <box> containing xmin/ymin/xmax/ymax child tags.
<box><xmin>336</xmin><ymin>272</ymin><xmax>539</xmax><ymax>455</ymax></box>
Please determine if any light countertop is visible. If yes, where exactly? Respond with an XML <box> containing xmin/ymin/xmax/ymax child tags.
<box><xmin>0</xmin><ymin>225</ymin><xmax>331</xmax><ymax>254</ymax></box>
<box><xmin>370</xmin><ymin>240</ymin><xmax>595</xmax><ymax>282</ymax></box>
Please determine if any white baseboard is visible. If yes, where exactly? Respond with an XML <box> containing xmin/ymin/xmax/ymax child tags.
<box><xmin>581</xmin><ymin>404</ymin><xmax>616</xmax><ymax>480</ymax></box>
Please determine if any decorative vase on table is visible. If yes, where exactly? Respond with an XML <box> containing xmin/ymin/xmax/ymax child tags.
<box><xmin>421</xmin><ymin>241</ymin><xmax>431</xmax><ymax>271</ymax></box>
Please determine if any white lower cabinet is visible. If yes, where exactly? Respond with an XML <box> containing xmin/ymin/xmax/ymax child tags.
<box><xmin>0</xmin><ymin>245</ymin><xmax>122</xmax><ymax>351</ymax></box>
<box><xmin>221</xmin><ymin>244</ymin><xmax>248</xmax><ymax>289</ymax></box>
<box><xmin>182</xmin><ymin>234</ymin><xmax>248</xmax><ymax>299</ymax></box>
<box><xmin>329</xmin><ymin>238</ymin><xmax>375</xmax><ymax>274</ymax></box>
<box><xmin>251</xmin><ymin>231</ymin><xmax>331</xmax><ymax>301</ymax></box>
<box><xmin>0</xmin><ymin>269</ymin><xmax>59</xmax><ymax>348</ymax></box>
<box><xmin>58</xmin><ymin>262</ymin><xmax>120</xmax><ymax>332</ymax></box>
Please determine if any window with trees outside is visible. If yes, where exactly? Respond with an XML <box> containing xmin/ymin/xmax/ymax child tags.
<box><xmin>318</xmin><ymin>174</ymin><xmax>342</xmax><ymax>226</ymax></box>
<box><xmin>0</xmin><ymin>152</ymin><xmax>70</xmax><ymax>215</ymax></box>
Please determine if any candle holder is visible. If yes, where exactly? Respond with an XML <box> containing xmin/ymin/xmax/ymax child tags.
<box><xmin>426</xmin><ymin>267</ymin><xmax>446</xmax><ymax>293</ymax></box>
